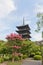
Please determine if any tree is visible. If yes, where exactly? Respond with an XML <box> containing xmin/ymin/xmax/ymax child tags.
<box><xmin>6</xmin><ymin>33</ymin><xmax>23</xmax><ymax>62</ymax></box>
<box><xmin>35</xmin><ymin>13</ymin><xmax>43</xmax><ymax>65</ymax></box>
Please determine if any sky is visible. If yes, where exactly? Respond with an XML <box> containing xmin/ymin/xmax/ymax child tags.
<box><xmin>0</xmin><ymin>0</ymin><xmax>43</xmax><ymax>41</ymax></box>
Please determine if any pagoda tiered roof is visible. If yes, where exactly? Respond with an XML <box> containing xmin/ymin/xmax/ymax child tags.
<box><xmin>16</xmin><ymin>24</ymin><xmax>31</xmax><ymax>39</ymax></box>
<box><xmin>16</xmin><ymin>24</ymin><xmax>30</xmax><ymax>30</ymax></box>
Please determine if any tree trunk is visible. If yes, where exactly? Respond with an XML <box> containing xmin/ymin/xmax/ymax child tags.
<box><xmin>42</xmin><ymin>47</ymin><xmax>43</xmax><ymax>65</ymax></box>
<box><xmin>40</xmin><ymin>43</ymin><xmax>43</xmax><ymax>65</ymax></box>
<box><xmin>12</xmin><ymin>57</ymin><xmax>14</xmax><ymax>62</ymax></box>
<box><xmin>42</xmin><ymin>55</ymin><xmax>43</xmax><ymax>65</ymax></box>
<box><xmin>41</xmin><ymin>44</ymin><xmax>43</xmax><ymax>65</ymax></box>
<box><xmin>12</xmin><ymin>52</ymin><xmax>14</xmax><ymax>62</ymax></box>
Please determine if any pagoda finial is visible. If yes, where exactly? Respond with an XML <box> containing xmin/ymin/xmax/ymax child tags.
<box><xmin>23</xmin><ymin>17</ymin><xmax>25</xmax><ymax>25</ymax></box>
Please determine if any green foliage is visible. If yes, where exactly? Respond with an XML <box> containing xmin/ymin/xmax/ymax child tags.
<box><xmin>0</xmin><ymin>39</ymin><xmax>42</xmax><ymax>62</ymax></box>
<box><xmin>30</xmin><ymin>44</ymin><xmax>40</xmax><ymax>53</ymax></box>
<box><xmin>34</xmin><ymin>55</ymin><xmax>42</xmax><ymax>60</ymax></box>
<box><xmin>35</xmin><ymin>51</ymin><xmax>41</xmax><ymax>55</ymax></box>
<box><xmin>18</xmin><ymin>54</ymin><xmax>23</xmax><ymax>60</ymax></box>
<box><xmin>0</xmin><ymin>57</ymin><xmax>4</xmax><ymax>63</ymax></box>
<box><xmin>7</xmin><ymin>62</ymin><xmax>21</xmax><ymax>65</ymax></box>
<box><xmin>22</xmin><ymin>55</ymin><xmax>28</xmax><ymax>59</ymax></box>
<box><xmin>20</xmin><ymin>40</ymin><xmax>41</xmax><ymax>58</ymax></box>
<box><xmin>20</xmin><ymin>40</ymin><xmax>32</xmax><ymax>55</ymax></box>
<box><xmin>36</xmin><ymin>13</ymin><xmax>43</xmax><ymax>31</ymax></box>
<box><xmin>8</xmin><ymin>54</ymin><xmax>12</xmax><ymax>61</ymax></box>
<box><xmin>30</xmin><ymin>52</ymin><xmax>35</xmax><ymax>57</ymax></box>
<box><xmin>4</xmin><ymin>54</ymin><xmax>10</xmax><ymax>61</ymax></box>
<box><xmin>14</xmin><ymin>56</ymin><xmax>20</xmax><ymax>61</ymax></box>
<box><xmin>4</xmin><ymin>54</ymin><xmax>12</xmax><ymax>61</ymax></box>
<box><xmin>0</xmin><ymin>41</ymin><xmax>6</xmax><ymax>54</ymax></box>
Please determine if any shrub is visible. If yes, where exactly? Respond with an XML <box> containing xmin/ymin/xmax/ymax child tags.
<box><xmin>34</xmin><ymin>55</ymin><xmax>42</xmax><ymax>60</ymax></box>
<box><xmin>30</xmin><ymin>52</ymin><xmax>35</xmax><ymax>57</ymax></box>
<box><xmin>35</xmin><ymin>51</ymin><xmax>41</xmax><ymax>55</ymax></box>
<box><xmin>8</xmin><ymin>54</ymin><xmax>12</xmax><ymax>61</ymax></box>
<box><xmin>18</xmin><ymin>53</ymin><xmax>23</xmax><ymax>60</ymax></box>
<box><xmin>4</xmin><ymin>54</ymin><xmax>10</xmax><ymax>61</ymax></box>
<box><xmin>0</xmin><ymin>58</ymin><xmax>4</xmax><ymax>63</ymax></box>
<box><xmin>22</xmin><ymin>55</ymin><xmax>27</xmax><ymax>59</ymax></box>
<box><xmin>14</xmin><ymin>56</ymin><xmax>20</xmax><ymax>61</ymax></box>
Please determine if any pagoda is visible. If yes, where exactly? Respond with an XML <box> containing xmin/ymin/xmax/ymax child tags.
<box><xmin>16</xmin><ymin>18</ymin><xmax>31</xmax><ymax>39</ymax></box>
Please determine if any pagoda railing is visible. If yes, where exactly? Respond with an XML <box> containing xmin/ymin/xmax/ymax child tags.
<box><xmin>18</xmin><ymin>28</ymin><xmax>30</xmax><ymax>31</ymax></box>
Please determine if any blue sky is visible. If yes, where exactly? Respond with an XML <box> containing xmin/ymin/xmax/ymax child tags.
<box><xmin>0</xmin><ymin>0</ymin><xmax>43</xmax><ymax>41</ymax></box>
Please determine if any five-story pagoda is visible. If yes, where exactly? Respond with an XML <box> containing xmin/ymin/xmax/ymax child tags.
<box><xmin>16</xmin><ymin>18</ymin><xmax>31</xmax><ymax>39</ymax></box>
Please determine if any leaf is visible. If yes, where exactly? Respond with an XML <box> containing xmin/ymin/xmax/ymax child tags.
<box><xmin>37</xmin><ymin>13</ymin><xmax>43</xmax><ymax>18</ymax></box>
<box><xmin>37</xmin><ymin>21</ymin><xmax>40</xmax><ymax>26</ymax></box>
<box><xmin>40</xmin><ymin>21</ymin><xmax>43</xmax><ymax>28</ymax></box>
<box><xmin>37</xmin><ymin>13</ymin><xmax>41</xmax><ymax>17</ymax></box>
<box><xmin>35</xmin><ymin>30</ymin><xmax>39</xmax><ymax>32</ymax></box>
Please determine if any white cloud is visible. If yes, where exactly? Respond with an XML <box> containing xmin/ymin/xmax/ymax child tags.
<box><xmin>0</xmin><ymin>23</ymin><xmax>10</xmax><ymax>31</ymax></box>
<box><xmin>34</xmin><ymin>4</ymin><xmax>43</xmax><ymax>14</ymax></box>
<box><xmin>31</xmin><ymin>33</ymin><xmax>42</xmax><ymax>41</ymax></box>
<box><xmin>0</xmin><ymin>0</ymin><xmax>16</xmax><ymax>18</ymax></box>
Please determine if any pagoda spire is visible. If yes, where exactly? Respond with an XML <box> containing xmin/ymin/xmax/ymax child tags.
<box><xmin>23</xmin><ymin>17</ymin><xmax>25</xmax><ymax>25</ymax></box>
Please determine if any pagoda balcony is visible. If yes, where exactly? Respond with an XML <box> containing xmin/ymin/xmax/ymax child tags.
<box><xmin>17</xmin><ymin>28</ymin><xmax>30</xmax><ymax>31</ymax></box>
<box><xmin>22</xmin><ymin>35</ymin><xmax>31</xmax><ymax>38</ymax></box>
<box><xmin>22</xmin><ymin>33</ymin><xmax>31</xmax><ymax>35</ymax></box>
<box><xmin>16</xmin><ymin>30</ymin><xmax>31</xmax><ymax>34</ymax></box>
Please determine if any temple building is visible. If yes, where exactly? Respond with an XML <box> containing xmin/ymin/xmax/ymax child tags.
<box><xmin>16</xmin><ymin>18</ymin><xmax>31</xmax><ymax>39</ymax></box>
